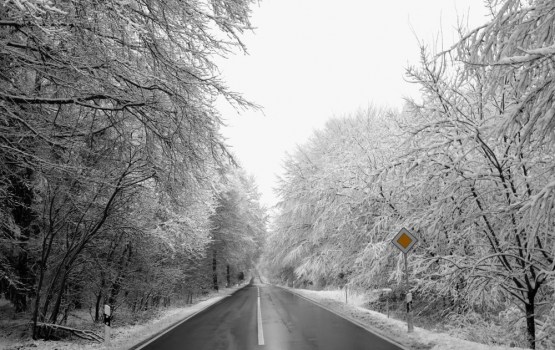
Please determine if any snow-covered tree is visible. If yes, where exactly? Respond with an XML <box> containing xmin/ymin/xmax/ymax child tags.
<box><xmin>404</xmin><ymin>45</ymin><xmax>555</xmax><ymax>347</ymax></box>
<box><xmin>265</xmin><ymin>107</ymin><xmax>405</xmax><ymax>289</ymax></box>
<box><xmin>0</xmin><ymin>0</ymin><xmax>258</xmax><ymax>339</ymax></box>
<box><xmin>403</xmin><ymin>1</ymin><xmax>555</xmax><ymax>347</ymax></box>
<box><xmin>209</xmin><ymin>166</ymin><xmax>266</xmax><ymax>290</ymax></box>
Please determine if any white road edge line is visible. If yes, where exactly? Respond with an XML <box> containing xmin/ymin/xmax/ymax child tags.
<box><xmin>257</xmin><ymin>287</ymin><xmax>265</xmax><ymax>345</ymax></box>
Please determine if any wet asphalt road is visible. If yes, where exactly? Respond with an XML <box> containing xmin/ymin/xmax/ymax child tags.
<box><xmin>138</xmin><ymin>282</ymin><xmax>403</xmax><ymax>350</ymax></box>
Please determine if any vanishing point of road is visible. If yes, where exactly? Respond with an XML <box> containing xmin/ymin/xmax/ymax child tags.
<box><xmin>135</xmin><ymin>279</ymin><xmax>404</xmax><ymax>350</ymax></box>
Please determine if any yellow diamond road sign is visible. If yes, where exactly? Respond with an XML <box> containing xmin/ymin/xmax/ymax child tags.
<box><xmin>392</xmin><ymin>227</ymin><xmax>418</xmax><ymax>254</ymax></box>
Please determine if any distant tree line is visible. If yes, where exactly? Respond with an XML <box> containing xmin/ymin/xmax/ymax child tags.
<box><xmin>0</xmin><ymin>0</ymin><xmax>264</xmax><ymax>340</ymax></box>
<box><xmin>263</xmin><ymin>1</ymin><xmax>555</xmax><ymax>349</ymax></box>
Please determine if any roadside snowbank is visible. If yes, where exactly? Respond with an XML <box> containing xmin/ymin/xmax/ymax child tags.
<box><xmin>286</xmin><ymin>287</ymin><xmax>528</xmax><ymax>350</ymax></box>
<box><xmin>0</xmin><ymin>284</ymin><xmax>246</xmax><ymax>350</ymax></box>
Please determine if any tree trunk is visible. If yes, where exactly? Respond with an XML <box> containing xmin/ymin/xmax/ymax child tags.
<box><xmin>71</xmin><ymin>281</ymin><xmax>82</xmax><ymax>309</ymax></box>
<box><xmin>7</xmin><ymin>171</ymin><xmax>36</xmax><ymax>313</ymax></box>
<box><xmin>33</xmin><ymin>227</ymin><xmax>58</xmax><ymax>337</ymax></box>
<box><xmin>108</xmin><ymin>278</ymin><xmax>122</xmax><ymax>306</ymax></box>
<box><xmin>31</xmin><ymin>261</ymin><xmax>46</xmax><ymax>339</ymax></box>
<box><xmin>94</xmin><ymin>291</ymin><xmax>102</xmax><ymax>323</ymax></box>
<box><xmin>108</xmin><ymin>244</ymin><xmax>132</xmax><ymax>306</ymax></box>
<box><xmin>61</xmin><ymin>306</ymin><xmax>69</xmax><ymax>325</ymax></box>
<box><xmin>142</xmin><ymin>291</ymin><xmax>152</xmax><ymax>311</ymax></box>
<box><xmin>212</xmin><ymin>250</ymin><xmax>218</xmax><ymax>291</ymax></box>
<box><xmin>226</xmin><ymin>264</ymin><xmax>230</xmax><ymax>287</ymax></box>
<box><xmin>48</xmin><ymin>270</ymin><xmax>69</xmax><ymax>324</ymax></box>
<box><xmin>40</xmin><ymin>257</ymin><xmax>68</xmax><ymax>322</ymax></box>
<box><xmin>525</xmin><ymin>301</ymin><xmax>536</xmax><ymax>349</ymax></box>
<box><xmin>11</xmin><ymin>252</ymin><xmax>30</xmax><ymax>312</ymax></box>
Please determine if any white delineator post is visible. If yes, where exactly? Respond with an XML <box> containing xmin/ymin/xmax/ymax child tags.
<box><xmin>104</xmin><ymin>304</ymin><xmax>111</xmax><ymax>346</ymax></box>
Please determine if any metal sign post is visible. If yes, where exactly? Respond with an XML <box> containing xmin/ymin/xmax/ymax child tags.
<box><xmin>104</xmin><ymin>304</ymin><xmax>111</xmax><ymax>346</ymax></box>
<box><xmin>403</xmin><ymin>252</ymin><xmax>414</xmax><ymax>332</ymax></box>
<box><xmin>391</xmin><ymin>227</ymin><xmax>418</xmax><ymax>333</ymax></box>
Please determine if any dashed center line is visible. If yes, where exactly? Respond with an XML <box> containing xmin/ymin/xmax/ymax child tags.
<box><xmin>257</xmin><ymin>287</ymin><xmax>265</xmax><ymax>345</ymax></box>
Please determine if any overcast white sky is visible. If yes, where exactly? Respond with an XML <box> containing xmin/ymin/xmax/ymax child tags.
<box><xmin>216</xmin><ymin>0</ymin><xmax>488</xmax><ymax>209</ymax></box>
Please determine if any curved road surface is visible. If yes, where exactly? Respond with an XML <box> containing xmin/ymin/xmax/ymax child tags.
<box><xmin>136</xmin><ymin>281</ymin><xmax>403</xmax><ymax>350</ymax></box>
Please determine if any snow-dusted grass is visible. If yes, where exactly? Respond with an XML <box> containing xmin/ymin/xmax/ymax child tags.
<box><xmin>298</xmin><ymin>288</ymin><xmax>370</xmax><ymax>306</ymax></box>
<box><xmin>0</xmin><ymin>284</ymin><xmax>247</xmax><ymax>350</ymax></box>
<box><xmin>286</xmin><ymin>287</ymin><xmax>529</xmax><ymax>350</ymax></box>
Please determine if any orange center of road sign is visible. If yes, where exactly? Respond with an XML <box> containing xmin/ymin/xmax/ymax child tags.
<box><xmin>397</xmin><ymin>233</ymin><xmax>412</xmax><ymax>249</ymax></box>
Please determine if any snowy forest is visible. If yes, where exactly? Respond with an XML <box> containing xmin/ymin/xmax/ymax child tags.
<box><xmin>263</xmin><ymin>1</ymin><xmax>555</xmax><ymax>349</ymax></box>
<box><xmin>0</xmin><ymin>0</ymin><xmax>265</xmax><ymax>342</ymax></box>
<box><xmin>2</xmin><ymin>0</ymin><xmax>555</xmax><ymax>349</ymax></box>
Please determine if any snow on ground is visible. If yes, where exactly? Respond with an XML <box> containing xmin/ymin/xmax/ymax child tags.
<box><xmin>0</xmin><ymin>284</ymin><xmax>246</xmax><ymax>350</ymax></box>
<box><xmin>1</xmin><ymin>283</ymin><xmax>530</xmax><ymax>350</ymax></box>
<box><xmin>286</xmin><ymin>287</ymin><xmax>529</xmax><ymax>350</ymax></box>
<box><xmin>295</xmin><ymin>288</ymin><xmax>371</xmax><ymax>306</ymax></box>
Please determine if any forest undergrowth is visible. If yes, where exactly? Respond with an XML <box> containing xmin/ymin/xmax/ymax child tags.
<box><xmin>367</xmin><ymin>292</ymin><xmax>530</xmax><ymax>347</ymax></box>
<box><xmin>0</xmin><ymin>284</ymin><xmax>245</xmax><ymax>349</ymax></box>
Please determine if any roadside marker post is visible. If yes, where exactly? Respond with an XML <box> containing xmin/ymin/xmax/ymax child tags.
<box><xmin>104</xmin><ymin>304</ymin><xmax>112</xmax><ymax>346</ymax></box>
<box><xmin>391</xmin><ymin>227</ymin><xmax>418</xmax><ymax>333</ymax></box>
<box><xmin>378</xmin><ymin>288</ymin><xmax>392</xmax><ymax>318</ymax></box>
